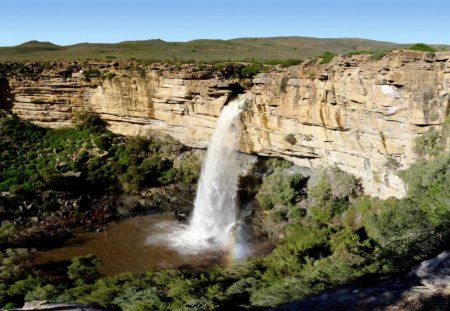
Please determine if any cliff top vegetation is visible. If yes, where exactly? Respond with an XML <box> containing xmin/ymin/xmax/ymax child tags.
<box><xmin>0</xmin><ymin>36</ymin><xmax>448</xmax><ymax>63</ymax></box>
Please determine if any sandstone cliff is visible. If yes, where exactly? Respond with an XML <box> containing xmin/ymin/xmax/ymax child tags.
<box><xmin>3</xmin><ymin>51</ymin><xmax>450</xmax><ymax>198</ymax></box>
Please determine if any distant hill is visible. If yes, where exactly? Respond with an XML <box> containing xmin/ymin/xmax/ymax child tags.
<box><xmin>0</xmin><ymin>37</ymin><xmax>448</xmax><ymax>62</ymax></box>
<box><xmin>17</xmin><ymin>40</ymin><xmax>60</xmax><ymax>48</ymax></box>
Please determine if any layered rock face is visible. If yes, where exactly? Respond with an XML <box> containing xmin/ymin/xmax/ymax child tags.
<box><xmin>5</xmin><ymin>51</ymin><xmax>450</xmax><ymax>198</ymax></box>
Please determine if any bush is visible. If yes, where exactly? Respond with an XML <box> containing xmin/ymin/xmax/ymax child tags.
<box><xmin>414</xmin><ymin>127</ymin><xmax>446</xmax><ymax>157</ymax></box>
<box><xmin>67</xmin><ymin>255</ymin><xmax>101</xmax><ymax>285</ymax></box>
<box><xmin>309</xmin><ymin>167</ymin><xmax>362</xmax><ymax>224</ymax></box>
<box><xmin>0</xmin><ymin>221</ymin><xmax>17</xmax><ymax>244</ymax></box>
<box><xmin>160</xmin><ymin>152</ymin><xmax>201</xmax><ymax>185</ymax></box>
<box><xmin>280</xmin><ymin>76</ymin><xmax>289</xmax><ymax>93</ymax></box>
<box><xmin>72</xmin><ymin>111</ymin><xmax>106</xmax><ymax>130</ymax></box>
<box><xmin>309</xmin><ymin>176</ymin><xmax>349</xmax><ymax>224</ymax></box>
<box><xmin>365</xmin><ymin>198</ymin><xmax>438</xmax><ymax>271</ymax></box>
<box><xmin>256</xmin><ymin>170</ymin><xmax>307</xmax><ymax>210</ymax></box>
<box><xmin>7</xmin><ymin>276</ymin><xmax>40</xmax><ymax>300</ymax></box>
<box><xmin>25</xmin><ymin>284</ymin><xmax>58</xmax><ymax>301</ymax></box>
<box><xmin>0</xmin><ymin>249</ymin><xmax>30</xmax><ymax>285</ymax></box>
<box><xmin>385</xmin><ymin>156</ymin><xmax>400</xmax><ymax>171</ymax></box>
<box><xmin>264</xmin><ymin>158</ymin><xmax>293</xmax><ymax>171</ymax></box>
<box><xmin>408</xmin><ymin>43</ymin><xmax>437</xmax><ymax>52</ymax></box>
<box><xmin>278</xmin><ymin>59</ymin><xmax>302</xmax><ymax>68</ymax></box>
<box><xmin>240</xmin><ymin>63</ymin><xmax>264</xmax><ymax>78</ymax></box>
<box><xmin>370</xmin><ymin>50</ymin><xmax>388</xmax><ymax>60</ymax></box>
<box><xmin>318</xmin><ymin>52</ymin><xmax>336</xmax><ymax>64</ymax></box>
<box><xmin>284</xmin><ymin>133</ymin><xmax>296</xmax><ymax>145</ymax></box>
<box><xmin>83</xmin><ymin>68</ymin><xmax>101</xmax><ymax>80</ymax></box>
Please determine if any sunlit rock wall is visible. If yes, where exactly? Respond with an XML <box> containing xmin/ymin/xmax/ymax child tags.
<box><xmin>6</xmin><ymin>51</ymin><xmax>450</xmax><ymax>198</ymax></box>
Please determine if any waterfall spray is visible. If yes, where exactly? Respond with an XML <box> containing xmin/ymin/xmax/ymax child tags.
<box><xmin>186</xmin><ymin>95</ymin><xmax>245</xmax><ymax>248</ymax></box>
<box><xmin>148</xmin><ymin>95</ymin><xmax>247</xmax><ymax>254</ymax></box>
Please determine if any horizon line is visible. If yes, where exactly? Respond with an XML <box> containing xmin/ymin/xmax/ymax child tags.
<box><xmin>2</xmin><ymin>35</ymin><xmax>447</xmax><ymax>48</ymax></box>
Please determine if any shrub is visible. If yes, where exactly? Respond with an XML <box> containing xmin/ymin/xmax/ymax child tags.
<box><xmin>240</xmin><ymin>63</ymin><xmax>264</xmax><ymax>78</ymax></box>
<box><xmin>284</xmin><ymin>133</ymin><xmax>296</xmax><ymax>145</ymax></box>
<box><xmin>262</xmin><ymin>226</ymin><xmax>329</xmax><ymax>282</ymax></box>
<box><xmin>0</xmin><ymin>221</ymin><xmax>17</xmax><ymax>244</ymax></box>
<box><xmin>278</xmin><ymin>59</ymin><xmax>302</xmax><ymax>68</ymax></box>
<box><xmin>7</xmin><ymin>276</ymin><xmax>41</xmax><ymax>299</ymax></box>
<box><xmin>120</xmin><ymin>165</ymin><xmax>144</xmax><ymax>193</ymax></box>
<box><xmin>112</xmin><ymin>287</ymin><xmax>163</xmax><ymax>311</ymax></box>
<box><xmin>92</xmin><ymin>135</ymin><xmax>112</xmax><ymax>150</ymax></box>
<box><xmin>256</xmin><ymin>170</ymin><xmax>306</xmax><ymax>210</ymax></box>
<box><xmin>328</xmin><ymin>227</ymin><xmax>369</xmax><ymax>253</ymax></box>
<box><xmin>101</xmin><ymin>72</ymin><xmax>117</xmax><ymax>80</ymax></box>
<box><xmin>0</xmin><ymin>249</ymin><xmax>30</xmax><ymax>285</ymax></box>
<box><xmin>25</xmin><ymin>284</ymin><xmax>58</xmax><ymax>301</ymax></box>
<box><xmin>318</xmin><ymin>52</ymin><xmax>336</xmax><ymax>64</ymax></box>
<box><xmin>288</xmin><ymin>207</ymin><xmax>306</xmax><ymax>220</ymax></box>
<box><xmin>385</xmin><ymin>156</ymin><xmax>400</xmax><ymax>171</ymax></box>
<box><xmin>272</xmin><ymin>208</ymin><xmax>289</xmax><ymax>222</ymax></box>
<box><xmin>365</xmin><ymin>198</ymin><xmax>437</xmax><ymax>271</ymax></box>
<box><xmin>309</xmin><ymin>167</ymin><xmax>362</xmax><ymax>224</ymax></box>
<box><xmin>138</xmin><ymin>155</ymin><xmax>172</xmax><ymax>185</ymax></box>
<box><xmin>160</xmin><ymin>152</ymin><xmax>201</xmax><ymax>185</ymax></box>
<box><xmin>67</xmin><ymin>255</ymin><xmax>101</xmax><ymax>285</ymax></box>
<box><xmin>72</xmin><ymin>111</ymin><xmax>106</xmax><ymax>130</ymax></box>
<box><xmin>324</xmin><ymin>166</ymin><xmax>363</xmax><ymax>199</ymax></box>
<box><xmin>83</xmin><ymin>68</ymin><xmax>101</xmax><ymax>80</ymax></box>
<box><xmin>309</xmin><ymin>177</ymin><xmax>349</xmax><ymax>224</ymax></box>
<box><xmin>400</xmin><ymin>152</ymin><xmax>450</xmax><ymax>225</ymax></box>
<box><xmin>414</xmin><ymin>127</ymin><xmax>446</xmax><ymax>157</ymax></box>
<box><xmin>343</xmin><ymin>50</ymin><xmax>372</xmax><ymax>57</ymax></box>
<box><xmin>280</xmin><ymin>76</ymin><xmax>289</xmax><ymax>93</ymax></box>
<box><xmin>370</xmin><ymin>50</ymin><xmax>387</xmax><ymax>60</ymax></box>
<box><xmin>408</xmin><ymin>43</ymin><xmax>437</xmax><ymax>52</ymax></box>
<box><xmin>263</xmin><ymin>158</ymin><xmax>292</xmax><ymax>171</ymax></box>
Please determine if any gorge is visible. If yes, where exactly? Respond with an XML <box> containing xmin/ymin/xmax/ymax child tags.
<box><xmin>3</xmin><ymin>50</ymin><xmax>450</xmax><ymax>199</ymax></box>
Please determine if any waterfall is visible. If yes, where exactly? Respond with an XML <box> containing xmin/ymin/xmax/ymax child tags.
<box><xmin>186</xmin><ymin>96</ymin><xmax>245</xmax><ymax>248</ymax></box>
<box><xmin>148</xmin><ymin>95</ymin><xmax>246</xmax><ymax>254</ymax></box>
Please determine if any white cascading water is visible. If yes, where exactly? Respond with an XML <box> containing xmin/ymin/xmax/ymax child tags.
<box><xmin>148</xmin><ymin>95</ymin><xmax>246</xmax><ymax>254</ymax></box>
<box><xmin>186</xmin><ymin>95</ymin><xmax>245</xmax><ymax>248</ymax></box>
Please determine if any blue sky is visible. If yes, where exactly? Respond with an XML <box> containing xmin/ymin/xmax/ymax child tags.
<box><xmin>1</xmin><ymin>0</ymin><xmax>449</xmax><ymax>46</ymax></box>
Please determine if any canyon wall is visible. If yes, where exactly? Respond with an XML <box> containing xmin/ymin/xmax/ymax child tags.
<box><xmin>4</xmin><ymin>51</ymin><xmax>450</xmax><ymax>198</ymax></box>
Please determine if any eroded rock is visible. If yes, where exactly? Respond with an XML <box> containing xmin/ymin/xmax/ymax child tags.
<box><xmin>6</xmin><ymin>51</ymin><xmax>450</xmax><ymax>198</ymax></box>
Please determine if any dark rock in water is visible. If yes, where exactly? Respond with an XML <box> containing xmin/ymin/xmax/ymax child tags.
<box><xmin>10</xmin><ymin>300</ymin><xmax>106</xmax><ymax>310</ymax></box>
<box><xmin>60</xmin><ymin>171</ymin><xmax>82</xmax><ymax>178</ymax></box>
<box><xmin>240</xmin><ymin>205</ymin><xmax>254</xmax><ymax>218</ymax></box>
<box><xmin>175</xmin><ymin>210</ymin><xmax>188</xmax><ymax>223</ymax></box>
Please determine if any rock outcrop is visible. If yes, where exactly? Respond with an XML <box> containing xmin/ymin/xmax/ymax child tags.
<box><xmin>275</xmin><ymin>250</ymin><xmax>450</xmax><ymax>311</ymax></box>
<box><xmin>4</xmin><ymin>51</ymin><xmax>450</xmax><ymax>198</ymax></box>
<box><xmin>9</xmin><ymin>300</ymin><xmax>105</xmax><ymax>310</ymax></box>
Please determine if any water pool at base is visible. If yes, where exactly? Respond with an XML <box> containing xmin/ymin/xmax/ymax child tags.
<box><xmin>32</xmin><ymin>215</ymin><xmax>270</xmax><ymax>276</ymax></box>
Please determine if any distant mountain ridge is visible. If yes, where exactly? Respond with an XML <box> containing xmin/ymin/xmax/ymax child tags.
<box><xmin>0</xmin><ymin>36</ymin><xmax>448</xmax><ymax>62</ymax></box>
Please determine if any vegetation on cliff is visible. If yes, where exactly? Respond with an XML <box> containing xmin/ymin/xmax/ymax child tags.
<box><xmin>0</xmin><ymin>111</ymin><xmax>200</xmax><ymax>248</ymax></box>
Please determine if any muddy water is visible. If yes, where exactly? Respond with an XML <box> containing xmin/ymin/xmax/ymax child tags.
<box><xmin>32</xmin><ymin>215</ymin><xmax>227</xmax><ymax>276</ymax></box>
